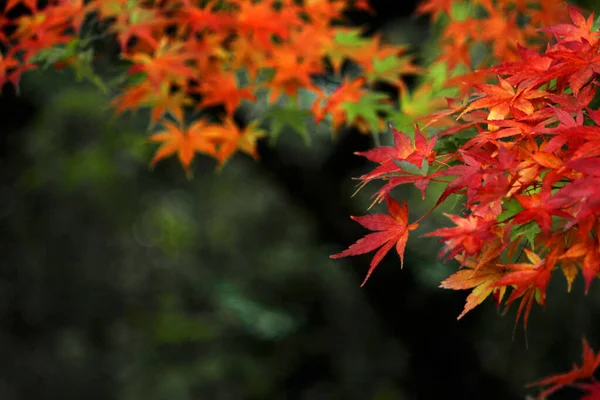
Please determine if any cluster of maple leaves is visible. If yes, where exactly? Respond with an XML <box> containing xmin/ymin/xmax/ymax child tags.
<box><xmin>0</xmin><ymin>0</ymin><xmax>421</xmax><ymax>173</ymax></box>
<box><xmin>2</xmin><ymin>0</ymin><xmax>600</xmax><ymax>398</ymax></box>
<box><xmin>0</xmin><ymin>0</ymin><xmax>573</xmax><ymax>175</ymax></box>
<box><xmin>331</xmin><ymin>4</ymin><xmax>600</xmax><ymax>399</ymax></box>
<box><xmin>335</xmin><ymin>3</ymin><xmax>600</xmax><ymax>326</ymax></box>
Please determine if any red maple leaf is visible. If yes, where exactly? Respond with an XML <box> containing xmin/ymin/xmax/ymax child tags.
<box><xmin>529</xmin><ymin>338</ymin><xmax>600</xmax><ymax>399</ymax></box>
<box><xmin>577</xmin><ymin>382</ymin><xmax>600</xmax><ymax>400</ymax></box>
<box><xmin>542</xmin><ymin>6</ymin><xmax>599</xmax><ymax>45</ymax></box>
<box><xmin>425</xmin><ymin>214</ymin><xmax>497</xmax><ymax>261</ymax></box>
<box><xmin>330</xmin><ymin>196</ymin><xmax>419</xmax><ymax>286</ymax></box>
<box><xmin>513</xmin><ymin>192</ymin><xmax>571</xmax><ymax>235</ymax></box>
<box><xmin>493</xmin><ymin>249</ymin><xmax>554</xmax><ymax>330</ymax></box>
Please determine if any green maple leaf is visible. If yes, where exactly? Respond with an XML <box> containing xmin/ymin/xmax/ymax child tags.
<box><xmin>263</xmin><ymin>105</ymin><xmax>312</xmax><ymax>144</ymax></box>
<box><xmin>498</xmin><ymin>198</ymin><xmax>523</xmax><ymax>223</ymax></box>
<box><xmin>513</xmin><ymin>222</ymin><xmax>541</xmax><ymax>250</ymax></box>
<box><xmin>71</xmin><ymin>49</ymin><xmax>109</xmax><ymax>94</ymax></box>
<box><xmin>393</xmin><ymin>158</ymin><xmax>429</xmax><ymax>176</ymax></box>
<box><xmin>333</xmin><ymin>28</ymin><xmax>371</xmax><ymax>47</ymax></box>
<box><xmin>340</xmin><ymin>92</ymin><xmax>393</xmax><ymax>133</ymax></box>
<box><xmin>29</xmin><ymin>38</ymin><xmax>80</xmax><ymax>67</ymax></box>
<box><xmin>367</xmin><ymin>55</ymin><xmax>415</xmax><ymax>86</ymax></box>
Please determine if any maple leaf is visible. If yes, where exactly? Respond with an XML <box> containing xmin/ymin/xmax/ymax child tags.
<box><xmin>0</xmin><ymin>50</ymin><xmax>33</xmax><ymax>91</ymax></box>
<box><xmin>542</xmin><ymin>6</ymin><xmax>599</xmax><ymax>45</ymax></box>
<box><xmin>330</xmin><ymin>196</ymin><xmax>419</xmax><ymax>286</ymax></box>
<box><xmin>200</xmin><ymin>117</ymin><xmax>266</xmax><ymax>167</ymax></box>
<box><xmin>528</xmin><ymin>0</ymin><xmax>569</xmax><ymax>30</ymax></box>
<box><xmin>488</xmin><ymin>44</ymin><xmax>553</xmax><ymax>86</ymax></box>
<box><xmin>195</xmin><ymin>72</ymin><xmax>255</xmax><ymax>116</ymax></box>
<box><xmin>127</xmin><ymin>39</ymin><xmax>196</xmax><ymax>88</ymax></box>
<box><xmin>311</xmin><ymin>77</ymin><xmax>366</xmax><ymax>133</ymax></box>
<box><xmin>559</xmin><ymin>239</ymin><xmax>600</xmax><ymax>293</ymax></box>
<box><xmin>177</xmin><ymin>0</ymin><xmax>234</xmax><ymax>35</ymax></box>
<box><xmin>149</xmin><ymin>87</ymin><xmax>193</xmax><ymax>124</ymax></box>
<box><xmin>355</xmin><ymin>126</ymin><xmax>434</xmax><ymax>179</ymax></box>
<box><xmin>493</xmin><ymin>249</ymin><xmax>555</xmax><ymax>330</ymax></box>
<box><xmin>577</xmin><ymin>382</ymin><xmax>600</xmax><ymax>400</ymax></box>
<box><xmin>459</xmin><ymin>76</ymin><xmax>548</xmax><ymax>124</ymax></box>
<box><xmin>513</xmin><ymin>192</ymin><xmax>571</xmax><ymax>235</ymax></box>
<box><xmin>415</xmin><ymin>0</ymin><xmax>454</xmax><ymax>22</ymax></box>
<box><xmin>263</xmin><ymin>105</ymin><xmax>312</xmax><ymax>144</ymax></box>
<box><xmin>263</xmin><ymin>46</ymin><xmax>322</xmax><ymax>103</ymax></box>
<box><xmin>303</xmin><ymin>0</ymin><xmax>345</xmax><ymax>21</ymax></box>
<box><xmin>536</xmin><ymin>39</ymin><xmax>600</xmax><ymax>95</ymax></box>
<box><xmin>148</xmin><ymin>119</ymin><xmax>218</xmax><ymax>174</ymax></box>
<box><xmin>440</xmin><ymin>249</ymin><xmax>507</xmax><ymax>320</ymax></box>
<box><xmin>327</xmin><ymin>28</ymin><xmax>393</xmax><ymax>74</ymax></box>
<box><xmin>528</xmin><ymin>338</ymin><xmax>600</xmax><ymax>399</ymax></box>
<box><xmin>425</xmin><ymin>214</ymin><xmax>497</xmax><ymax>261</ymax></box>
<box><xmin>479</xmin><ymin>6</ymin><xmax>529</xmax><ymax>62</ymax></box>
<box><xmin>432</xmin><ymin>150</ymin><xmax>488</xmax><ymax>209</ymax></box>
<box><xmin>111</xmin><ymin>80</ymin><xmax>155</xmax><ymax>117</ymax></box>
<box><xmin>232</xmin><ymin>0</ymin><xmax>302</xmax><ymax>50</ymax></box>
<box><xmin>363</xmin><ymin>52</ymin><xmax>421</xmax><ymax>92</ymax></box>
<box><xmin>98</xmin><ymin>2</ymin><xmax>166</xmax><ymax>53</ymax></box>
<box><xmin>550</xmin><ymin>176</ymin><xmax>600</xmax><ymax>231</ymax></box>
<box><xmin>353</xmin><ymin>126</ymin><xmax>437</xmax><ymax>200</ymax></box>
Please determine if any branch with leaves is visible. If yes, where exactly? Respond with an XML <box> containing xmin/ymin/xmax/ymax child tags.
<box><xmin>1</xmin><ymin>0</ymin><xmax>597</xmax><ymax>398</ymax></box>
<box><xmin>331</xmin><ymin>5</ymin><xmax>600</xmax><ymax>399</ymax></box>
<box><xmin>0</xmin><ymin>0</ymin><xmax>570</xmax><ymax>174</ymax></box>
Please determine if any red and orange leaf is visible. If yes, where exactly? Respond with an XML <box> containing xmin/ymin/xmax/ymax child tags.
<box><xmin>127</xmin><ymin>39</ymin><xmax>196</xmax><ymax>88</ymax></box>
<box><xmin>493</xmin><ymin>249</ymin><xmax>555</xmax><ymax>330</ymax></box>
<box><xmin>195</xmin><ymin>73</ymin><xmax>256</xmax><ymax>116</ymax></box>
<box><xmin>440</xmin><ymin>251</ymin><xmax>507</xmax><ymax>320</ymax></box>
<box><xmin>330</xmin><ymin>196</ymin><xmax>418</xmax><ymax>286</ymax></box>
<box><xmin>425</xmin><ymin>214</ymin><xmax>497</xmax><ymax>261</ymax></box>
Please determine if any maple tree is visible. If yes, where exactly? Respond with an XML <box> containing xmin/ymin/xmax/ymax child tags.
<box><xmin>1</xmin><ymin>0</ymin><xmax>600</xmax><ymax>398</ymax></box>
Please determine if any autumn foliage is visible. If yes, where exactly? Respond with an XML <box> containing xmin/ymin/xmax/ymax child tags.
<box><xmin>2</xmin><ymin>0</ymin><xmax>600</xmax><ymax>398</ymax></box>
<box><xmin>0</xmin><ymin>0</ymin><xmax>422</xmax><ymax>174</ymax></box>
<box><xmin>333</xmin><ymin>3</ymin><xmax>600</xmax><ymax>332</ymax></box>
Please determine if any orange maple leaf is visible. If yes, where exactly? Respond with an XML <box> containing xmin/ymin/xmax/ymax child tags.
<box><xmin>195</xmin><ymin>73</ymin><xmax>256</xmax><ymax>116</ymax></box>
<box><xmin>459</xmin><ymin>76</ymin><xmax>548</xmax><ymax>123</ymax></box>
<box><xmin>231</xmin><ymin>0</ymin><xmax>302</xmax><ymax>50</ymax></box>
<box><xmin>148</xmin><ymin>119</ymin><xmax>218</xmax><ymax>173</ymax></box>
<box><xmin>201</xmin><ymin>117</ymin><xmax>266</xmax><ymax>167</ymax></box>
<box><xmin>440</xmin><ymin>252</ymin><xmax>507</xmax><ymax>320</ymax></box>
<box><xmin>263</xmin><ymin>46</ymin><xmax>321</xmax><ymax>103</ymax></box>
<box><xmin>127</xmin><ymin>39</ymin><xmax>196</xmax><ymax>88</ymax></box>
<box><xmin>559</xmin><ymin>239</ymin><xmax>600</xmax><ymax>293</ymax></box>
<box><xmin>111</xmin><ymin>80</ymin><xmax>155</xmax><ymax>117</ymax></box>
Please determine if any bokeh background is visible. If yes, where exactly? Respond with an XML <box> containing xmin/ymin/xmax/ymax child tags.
<box><xmin>1</xmin><ymin>1</ymin><xmax>600</xmax><ymax>399</ymax></box>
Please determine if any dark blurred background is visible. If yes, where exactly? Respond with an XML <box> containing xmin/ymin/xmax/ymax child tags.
<box><xmin>1</xmin><ymin>1</ymin><xmax>600</xmax><ymax>399</ymax></box>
